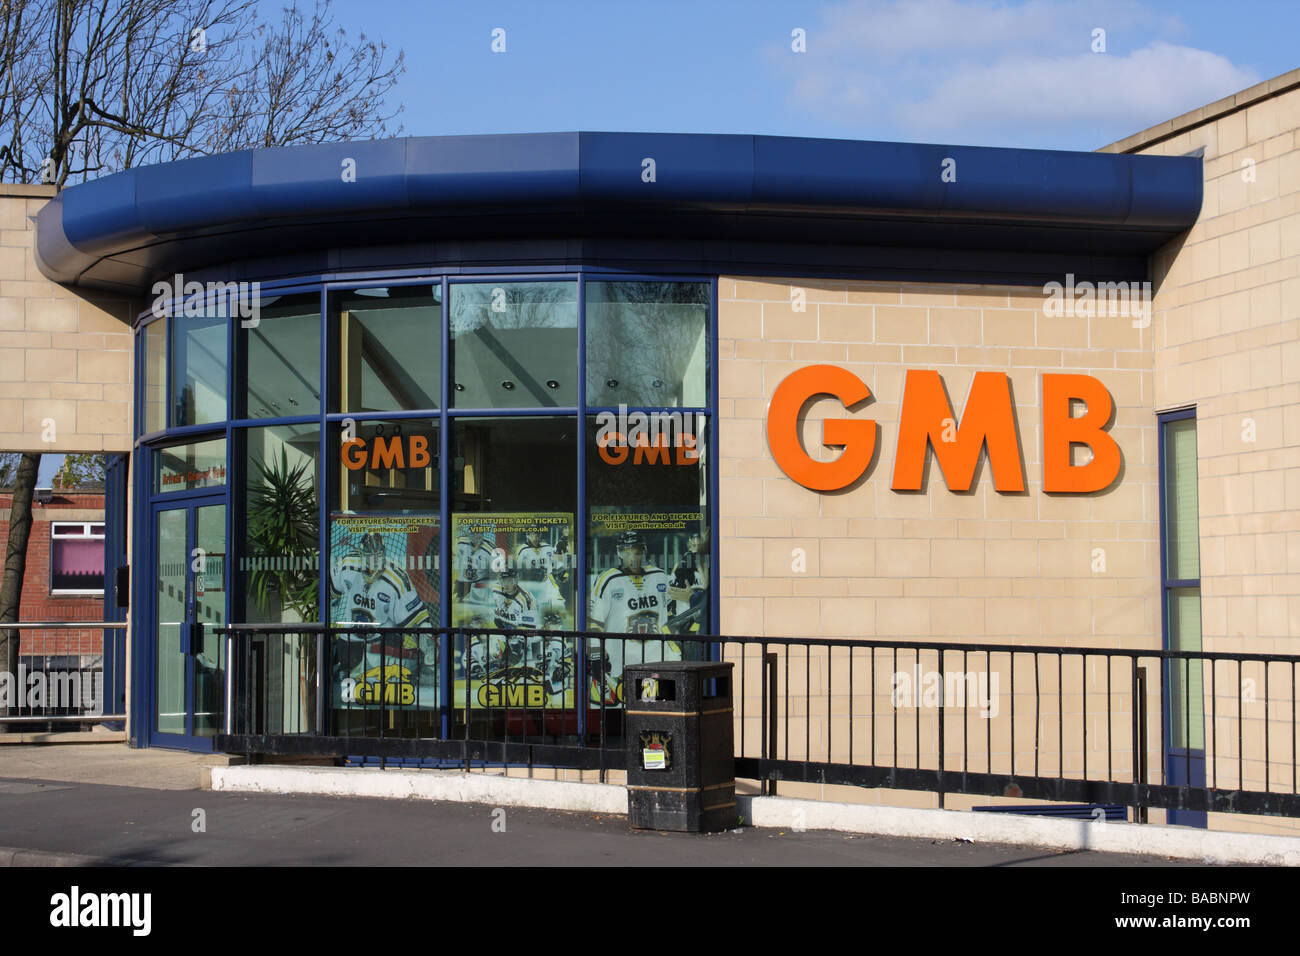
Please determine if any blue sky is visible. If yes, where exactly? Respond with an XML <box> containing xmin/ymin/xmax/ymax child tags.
<box><xmin>321</xmin><ymin>0</ymin><xmax>1295</xmax><ymax>151</ymax></box>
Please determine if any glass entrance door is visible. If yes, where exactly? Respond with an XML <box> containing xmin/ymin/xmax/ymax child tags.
<box><xmin>151</xmin><ymin>498</ymin><xmax>227</xmax><ymax>748</ymax></box>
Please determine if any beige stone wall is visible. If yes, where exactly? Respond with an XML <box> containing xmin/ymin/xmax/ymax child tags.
<box><xmin>714</xmin><ymin>277</ymin><xmax>1166</xmax><ymax>818</ymax></box>
<box><xmin>707</xmin><ymin>72</ymin><xmax>1300</xmax><ymax>835</ymax></box>
<box><xmin>716</xmin><ymin>277</ymin><xmax>1160</xmax><ymax>648</ymax></box>
<box><xmin>0</xmin><ymin>186</ymin><xmax>135</xmax><ymax>453</ymax></box>
<box><xmin>1119</xmin><ymin>76</ymin><xmax>1300</xmax><ymax>659</ymax></box>
<box><xmin>1105</xmin><ymin>72</ymin><xmax>1300</xmax><ymax>823</ymax></box>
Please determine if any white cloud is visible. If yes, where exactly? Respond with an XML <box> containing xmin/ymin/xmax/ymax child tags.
<box><xmin>777</xmin><ymin>0</ymin><xmax>1258</xmax><ymax>148</ymax></box>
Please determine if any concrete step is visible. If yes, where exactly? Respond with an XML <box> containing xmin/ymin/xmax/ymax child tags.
<box><xmin>0</xmin><ymin>730</ymin><xmax>127</xmax><ymax>745</ymax></box>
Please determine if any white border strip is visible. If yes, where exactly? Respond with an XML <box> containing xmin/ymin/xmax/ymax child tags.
<box><xmin>210</xmin><ymin>766</ymin><xmax>1300</xmax><ymax>865</ymax></box>
<box><xmin>211</xmin><ymin>765</ymin><xmax>625</xmax><ymax>815</ymax></box>
<box><xmin>739</xmin><ymin>796</ymin><xmax>1300</xmax><ymax>865</ymax></box>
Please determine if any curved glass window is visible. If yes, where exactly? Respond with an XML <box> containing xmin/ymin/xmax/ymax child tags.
<box><xmin>142</xmin><ymin>319</ymin><xmax>167</xmax><ymax>434</ymax></box>
<box><xmin>242</xmin><ymin>422</ymin><xmax>322</xmax><ymax>624</ymax></box>
<box><xmin>172</xmin><ymin>311</ymin><xmax>228</xmax><ymax>426</ymax></box>
<box><xmin>137</xmin><ymin>271</ymin><xmax>714</xmax><ymax>746</ymax></box>
<box><xmin>449</xmin><ymin>281</ymin><xmax>577</xmax><ymax>409</ymax></box>
<box><xmin>585</xmin><ymin>281</ymin><xmax>708</xmax><ymax>408</ymax></box>
<box><xmin>337</xmin><ymin>285</ymin><xmax>441</xmax><ymax>414</ymax></box>
<box><xmin>240</xmin><ymin>293</ymin><xmax>322</xmax><ymax>419</ymax></box>
<box><xmin>155</xmin><ymin>438</ymin><xmax>227</xmax><ymax>494</ymax></box>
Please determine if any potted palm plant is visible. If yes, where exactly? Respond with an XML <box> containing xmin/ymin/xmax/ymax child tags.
<box><xmin>246</xmin><ymin>446</ymin><xmax>320</xmax><ymax>621</ymax></box>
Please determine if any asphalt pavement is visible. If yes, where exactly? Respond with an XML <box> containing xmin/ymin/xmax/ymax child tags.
<box><xmin>0</xmin><ymin>775</ymin><xmax>1198</xmax><ymax>866</ymax></box>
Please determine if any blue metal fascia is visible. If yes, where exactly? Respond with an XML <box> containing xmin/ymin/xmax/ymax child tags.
<box><xmin>36</xmin><ymin>131</ymin><xmax>1203</xmax><ymax>292</ymax></box>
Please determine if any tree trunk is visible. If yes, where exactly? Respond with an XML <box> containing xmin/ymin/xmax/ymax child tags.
<box><xmin>0</xmin><ymin>452</ymin><xmax>41</xmax><ymax>722</ymax></box>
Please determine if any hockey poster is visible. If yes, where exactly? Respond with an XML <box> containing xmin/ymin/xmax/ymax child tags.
<box><xmin>328</xmin><ymin>514</ymin><xmax>441</xmax><ymax>710</ymax></box>
<box><xmin>451</xmin><ymin>512</ymin><xmax>577</xmax><ymax>711</ymax></box>
<box><xmin>587</xmin><ymin>507</ymin><xmax>709</xmax><ymax>707</ymax></box>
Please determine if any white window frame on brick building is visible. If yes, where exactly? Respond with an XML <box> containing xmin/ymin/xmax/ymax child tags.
<box><xmin>49</xmin><ymin>521</ymin><xmax>106</xmax><ymax>595</ymax></box>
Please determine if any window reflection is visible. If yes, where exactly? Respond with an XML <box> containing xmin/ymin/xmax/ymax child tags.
<box><xmin>585</xmin><ymin>281</ymin><xmax>708</xmax><ymax>408</ymax></box>
<box><xmin>339</xmin><ymin>286</ymin><xmax>441</xmax><ymax>413</ymax></box>
<box><xmin>242</xmin><ymin>423</ymin><xmax>321</xmax><ymax>624</ymax></box>
<box><xmin>243</xmin><ymin>293</ymin><xmax>322</xmax><ymax>418</ymax></box>
<box><xmin>449</xmin><ymin>282</ymin><xmax>577</xmax><ymax>408</ymax></box>
<box><xmin>172</xmin><ymin>312</ymin><xmax>227</xmax><ymax>426</ymax></box>
<box><xmin>142</xmin><ymin>319</ymin><xmax>166</xmax><ymax>433</ymax></box>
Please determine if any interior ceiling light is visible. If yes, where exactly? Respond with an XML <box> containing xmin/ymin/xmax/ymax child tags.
<box><xmin>502</xmin><ymin>381</ymin><xmax>515</xmax><ymax>390</ymax></box>
<box><xmin>606</xmin><ymin>379</ymin><xmax>618</xmax><ymax>388</ymax></box>
<box><xmin>651</xmin><ymin>379</ymin><xmax>664</xmax><ymax>388</ymax></box>
<box><xmin>454</xmin><ymin>383</ymin><xmax>465</xmax><ymax>391</ymax></box>
<box><xmin>353</xmin><ymin>288</ymin><xmax>389</xmax><ymax>298</ymax></box>
<box><xmin>546</xmin><ymin>380</ymin><xmax>560</xmax><ymax>389</ymax></box>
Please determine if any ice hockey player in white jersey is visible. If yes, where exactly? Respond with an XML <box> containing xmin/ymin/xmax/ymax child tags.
<box><xmin>467</xmin><ymin>567</ymin><xmax>567</xmax><ymax>693</ymax></box>
<box><xmin>514</xmin><ymin>529</ymin><xmax>566</xmax><ymax>622</ymax></box>
<box><xmin>587</xmin><ymin>531</ymin><xmax>674</xmax><ymax>704</ymax></box>
<box><xmin>331</xmin><ymin>533</ymin><xmax>435</xmax><ymax>686</ymax></box>
<box><xmin>454</xmin><ymin>527</ymin><xmax>498</xmax><ymax>612</ymax></box>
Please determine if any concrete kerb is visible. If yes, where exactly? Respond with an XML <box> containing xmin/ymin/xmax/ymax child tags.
<box><xmin>210</xmin><ymin>764</ymin><xmax>627</xmax><ymax>815</ymax></box>
<box><xmin>210</xmin><ymin>765</ymin><xmax>1300</xmax><ymax>865</ymax></box>
<box><xmin>0</xmin><ymin>845</ymin><xmax>155</xmax><ymax>867</ymax></box>
<box><xmin>740</xmin><ymin>796</ymin><xmax>1300</xmax><ymax>866</ymax></box>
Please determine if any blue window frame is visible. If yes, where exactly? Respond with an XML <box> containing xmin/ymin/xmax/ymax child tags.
<box><xmin>1157</xmin><ymin>407</ymin><xmax>1205</xmax><ymax>828</ymax></box>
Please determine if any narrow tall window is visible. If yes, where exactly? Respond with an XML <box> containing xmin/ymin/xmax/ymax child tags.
<box><xmin>1159</xmin><ymin>408</ymin><xmax>1204</xmax><ymax>825</ymax></box>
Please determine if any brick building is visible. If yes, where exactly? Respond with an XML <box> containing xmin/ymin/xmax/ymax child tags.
<box><xmin>0</xmin><ymin>485</ymin><xmax>106</xmax><ymax>661</ymax></box>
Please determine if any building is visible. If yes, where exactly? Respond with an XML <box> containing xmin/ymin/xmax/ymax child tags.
<box><xmin>4</xmin><ymin>68</ymin><xmax>1297</xmax><ymax>833</ymax></box>
<box><xmin>0</xmin><ymin>481</ymin><xmax>109</xmax><ymax>703</ymax></box>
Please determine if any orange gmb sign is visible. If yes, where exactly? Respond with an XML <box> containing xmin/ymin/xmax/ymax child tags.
<box><xmin>766</xmin><ymin>365</ymin><xmax>1120</xmax><ymax>494</ymax></box>
<box><xmin>342</xmin><ymin>435</ymin><xmax>432</xmax><ymax>470</ymax></box>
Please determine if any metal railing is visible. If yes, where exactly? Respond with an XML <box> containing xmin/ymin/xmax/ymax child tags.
<box><xmin>0</xmin><ymin>622</ymin><xmax>127</xmax><ymax>726</ymax></box>
<box><xmin>211</xmin><ymin>624</ymin><xmax>1300</xmax><ymax>820</ymax></box>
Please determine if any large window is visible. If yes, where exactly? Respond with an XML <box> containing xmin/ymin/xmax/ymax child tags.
<box><xmin>449</xmin><ymin>417</ymin><xmax>577</xmax><ymax>736</ymax></box>
<box><xmin>585</xmin><ymin>411</ymin><xmax>710</xmax><ymax>706</ymax></box>
<box><xmin>139</xmin><ymin>272</ymin><xmax>715</xmax><ymax>744</ymax></box>
<box><xmin>172</xmin><ymin>311</ymin><xmax>228</xmax><ymax>426</ymax></box>
<box><xmin>242</xmin><ymin>423</ymin><xmax>322</xmax><ymax>625</ymax></box>
<box><xmin>585</xmin><ymin>280</ymin><xmax>708</xmax><ymax>408</ymax></box>
<box><xmin>337</xmin><ymin>285</ymin><xmax>441</xmax><ymax>413</ymax></box>
<box><xmin>240</xmin><ymin>293</ymin><xmax>322</xmax><ymax>419</ymax></box>
<box><xmin>449</xmin><ymin>281</ymin><xmax>578</xmax><ymax>409</ymax></box>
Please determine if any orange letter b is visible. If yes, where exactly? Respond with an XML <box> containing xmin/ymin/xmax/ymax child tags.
<box><xmin>1042</xmin><ymin>373</ymin><xmax>1121</xmax><ymax>493</ymax></box>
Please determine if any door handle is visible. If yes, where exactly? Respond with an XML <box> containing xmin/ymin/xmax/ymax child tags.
<box><xmin>182</xmin><ymin>620</ymin><xmax>204</xmax><ymax>656</ymax></box>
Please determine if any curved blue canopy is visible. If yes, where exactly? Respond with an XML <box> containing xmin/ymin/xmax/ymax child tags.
<box><xmin>35</xmin><ymin>131</ymin><xmax>1202</xmax><ymax>292</ymax></box>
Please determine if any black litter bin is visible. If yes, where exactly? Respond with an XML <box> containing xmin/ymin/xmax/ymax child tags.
<box><xmin>624</xmin><ymin>660</ymin><xmax>736</xmax><ymax>832</ymax></box>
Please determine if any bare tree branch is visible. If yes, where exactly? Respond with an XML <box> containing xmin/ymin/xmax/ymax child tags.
<box><xmin>0</xmin><ymin>0</ymin><xmax>405</xmax><ymax>186</ymax></box>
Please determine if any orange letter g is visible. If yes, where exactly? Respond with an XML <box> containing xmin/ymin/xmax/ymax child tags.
<box><xmin>767</xmin><ymin>365</ymin><xmax>876</xmax><ymax>491</ymax></box>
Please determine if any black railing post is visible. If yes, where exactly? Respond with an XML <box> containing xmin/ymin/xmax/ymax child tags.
<box><xmin>937</xmin><ymin>647</ymin><xmax>945</xmax><ymax>810</ymax></box>
<box><xmin>759</xmin><ymin>643</ymin><xmax>767</xmax><ymax>796</ymax></box>
<box><xmin>1136</xmin><ymin>665</ymin><xmax>1149</xmax><ymax>824</ymax></box>
<box><xmin>316</xmin><ymin>627</ymin><xmax>327</xmax><ymax>737</ymax></box>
